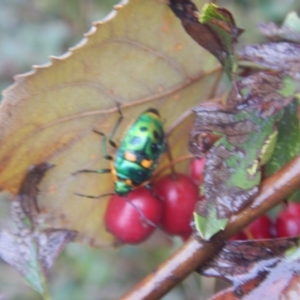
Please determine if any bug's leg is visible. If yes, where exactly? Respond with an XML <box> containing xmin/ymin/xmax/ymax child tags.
<box><xmin>108</xmin><ymin>103</ymin><xmax>124</xmax><ymax>148</ymax></box>
<box><xmin>72</xmin><ymin>133</ymin><xmax>112</xmax><ymax>173</ymax></box>
<box><xmin>74</xmin><ymin>192</ymin><xmax>114</xmax><ymax>199</ymax></box>
<box><xmin>74</xmin><ymin>130</ymin><xmax>113</xmax><ymax>174</ymax></box>
<box><xmin>76</xmin><ymin>109</ymin><xmax>121</xmax><ymax>171</ymax></box>
<box><xmin>72</xmin><ymin>168</ymin><xmax>111</xmax><ymax>176</ymax></box>
<box><xmin>94</xmin><ymin>103</ymin><xmax>124</xmax><ymax>150</ymax></box>
<box><xmin>73</xmin><ymin>104</ymin><xmax>123</xmax><ymax>183</ymax></box>
<box><xmin>92</xmin><ymin>130</ymin><xmax>114</xmax><ymax>161</ymax></box>
<box><xmin>73</xmin><ymin>168</ymin><xmax>113</xmax><ymax>198</ymax></box>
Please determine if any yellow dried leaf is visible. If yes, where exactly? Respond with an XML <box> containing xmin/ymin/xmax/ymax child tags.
<box><xmin>0</xmin><ymin>0</ymin><xmax>220</xmax><ymax>246</ymax></box>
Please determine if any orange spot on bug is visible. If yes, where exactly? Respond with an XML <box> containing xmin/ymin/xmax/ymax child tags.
<box><xmin>125</xmin><ymin>179</ymin><xmax>134</xmax><ymax>187</ymax></box>
<box><xmin>141</xmin><ymin>159</ymin><xmax>153</xmax><ymax>169</ymax></box>
<box><xmin>111</xmin><ymin>166</ymin><xmax>117</xmax><ymax>182</ymax></box>
<box><xmin>124</xmin><ymin>151</ymin><xmax>137</xmax><ymax>162</ymax></box>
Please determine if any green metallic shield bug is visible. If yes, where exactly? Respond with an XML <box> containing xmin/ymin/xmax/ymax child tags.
<box><xmin>74</xmin><ymin>108</ymin><xmax>165</xmax><ymax>198</ymax></box>
<box><xmin>112</xmin><ymin>108</ymin><xmax>165</xmax><ymax>195</ymax></box>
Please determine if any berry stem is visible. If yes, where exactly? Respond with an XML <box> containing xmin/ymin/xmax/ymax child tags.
<box><xmin>243</xmin><ymin>227</ymin><xmax>253</xmax><ymax>239</ymax></box>
<box><xmin>165</xmin><ymin>140</ymin><xmax>177</xmax><ymax>179</ymax></box>
<box><xmin>154</xmin><ymin>154</ymin><xmax>193</xmax><ymax>180</ymax></box>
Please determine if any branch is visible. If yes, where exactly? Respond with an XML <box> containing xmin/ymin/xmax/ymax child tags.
<box><xmin>120</xmin><ymin>155</ymin><xmax>300</xmax><ymax>300</ymax></box>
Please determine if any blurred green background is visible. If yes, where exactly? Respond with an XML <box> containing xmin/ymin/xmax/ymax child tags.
<box><xmin>0</xmin><ymin>0</ymin><xmax>299</xmax><ymax>299</ymax></box>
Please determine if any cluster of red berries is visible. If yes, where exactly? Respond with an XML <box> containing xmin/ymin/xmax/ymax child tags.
<box><xmin>232</xmin><ymin>202</ymin><xmax>300</xmax><ymax>240</ymax></box>
<box><xmin>104</xmin><ymin>158</ymin><xmax>204</xmax><ymax>244</ymax></box>
<box><xmin>104</xmin><ymin>157</ymin><xmax>300</xmax><ymax>244</ymax></box>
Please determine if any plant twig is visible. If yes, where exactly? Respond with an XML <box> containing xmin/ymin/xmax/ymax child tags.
<box><xmin>120</xmin><ymin>155</ymin><xmax>300</xmax><ymax>300</ymax></box>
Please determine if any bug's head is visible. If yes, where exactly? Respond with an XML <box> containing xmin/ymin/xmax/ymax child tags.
<box><xmin>115</xmin><ymin>180</ymin><xmax>133</xmax><ymax>196</ymax></box>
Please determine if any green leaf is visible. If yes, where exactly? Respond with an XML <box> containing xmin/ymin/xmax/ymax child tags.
<box><xmin>200</xmin><ymin>3</ymin><xmax>242</xmax><ymax>77</ymax></box>
<box><xmin>190</xmin><ymin>68</ymin><xmax>299</xmax><ymax>222</ymax></box>
<box><xmin>190</xmin><ymin>102</ymin><xmax>283</xmax><ymax>219</ymax></box>
<box><xmin>278</xmin><ymin>76</ymin><xmax>298</xmax><ymax>97</ymax></box>
<box><xmin>24</xmin><ymin>242</ymin><xmax>45</xmax><ymax>293</ymax></box>
<box><xmin>283</xmin><ymin>12</ymin><xmax>300</xmax><ymax>35</ymax></box>
<box><xmin>225</xmin><ymin>110</ymin><xmax>281</xmax><ymax>189</ymax></box>
<box><xmin>266</xmin><ymin>100</ymin><xmax>300</xmax><ymax>176</ymax></box>
<box><xmin>285</xmin><ymin>239</ymin><xmax>300</xmax><ymax>261</ymax></box>
<box><xmin>0</xmin><ymin>164</ymin><xmax>76</xmax><ymax>299</ymax></box>
<box><xmin>169</xmin><ymin>0</ymin><xmax>243</xmax><ymax>79</ymax></box>
<box><xmin>266</xmin><ymin>100</ymin><xmax>300</xmax><ymax>199</ymax></box>
<box><xmin>0</xmin><ymin>229</ymin><xmax>44</xmax><ymax>294</ymax></box>
<box><xmin>193</xmin><ymin>204</ymin><xmax>228</xmax><ymax>240</ymax></box>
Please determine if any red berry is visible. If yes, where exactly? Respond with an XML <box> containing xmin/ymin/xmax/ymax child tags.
<box><xmin>275</xmin><ymin>203</ymin><xmax>300</xmax><ymax>238</ymax></box>
<box><xmin>247</xmin><ymin>215</ymin><xmax>274</xmax><ymax>239</ymax></box>
<box><xmin>104</xmin><ymin>187</ymin><xmax>162</xmax><ymax>244</ymax></box>
<box><xmin>231</xmin><ymin>215</ymin><xmax>274</xmax><ymax>240</ymax></box>
<box><xmin>230</xmin><ymin>231</ymin><xmax>247</xmax><ymax>241</ymax></box>
<box><xmin>190</xmin><ymin>157</ymin><xmax>206</xmax><ymax>184</ymax></box>
<box><xmin>153</xmin><ymin>173</ymin><xmax>198</xmax><ymax>237</ymax></box>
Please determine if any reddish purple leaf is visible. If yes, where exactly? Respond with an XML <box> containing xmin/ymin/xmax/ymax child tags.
<box><xmin>199</xmin><ymin>238</ymin><xmax>300</xmax><ymax>299</ymax></box>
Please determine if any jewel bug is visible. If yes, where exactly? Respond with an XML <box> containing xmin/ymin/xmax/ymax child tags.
<box><xmin>75</xmin><ymin>107</ymin><xmax>165</xmax><ymax>197</ymax></box>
